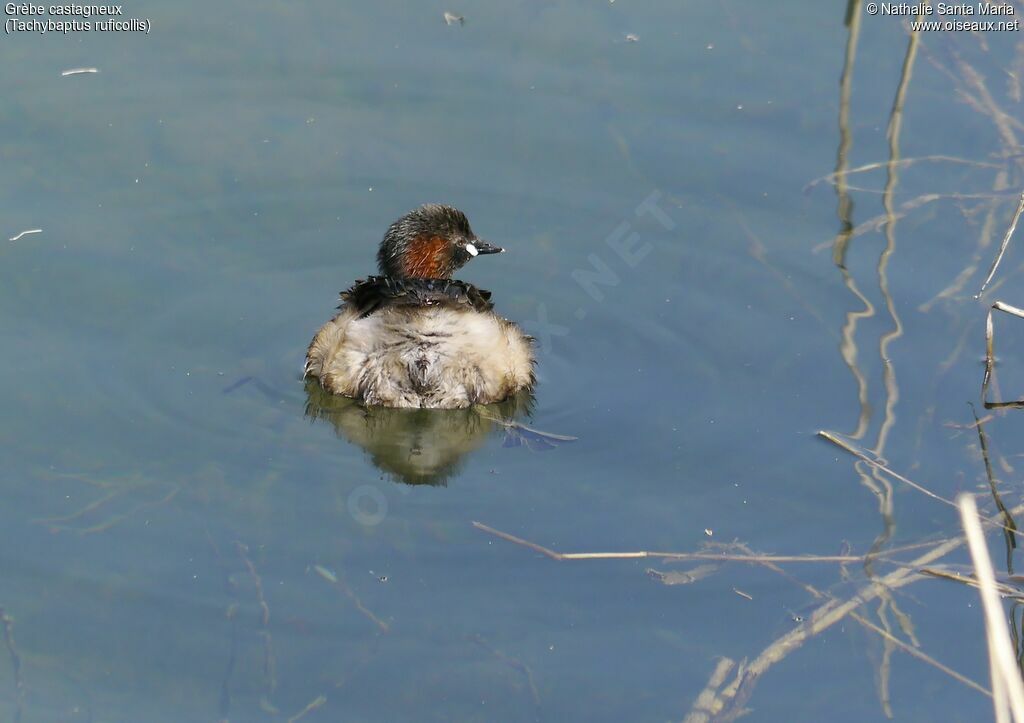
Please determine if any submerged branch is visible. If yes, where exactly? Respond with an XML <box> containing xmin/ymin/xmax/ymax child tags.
<box><xmin>314</xmin><ymin>565</ymin><xmax>390</xmax><ymax>633</ymax></box>
<box><xmin>234</xmin><ymin>542</ymin><xmax>277</xmax><ymax>705</ymax></box>
<box><xmin>286</xmin><ymin>695</ymin><xmax>327</xmax><ymax>723</ymax></box>
<box><xmin>0</xmin><ymin>607</ymin><xmax>23</xmax><ymax>723</ymax></box>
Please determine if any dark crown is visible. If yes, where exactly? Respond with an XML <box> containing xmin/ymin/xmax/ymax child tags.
<box><xmin>377</xmin><ymin>204</ymin><xmax>476</xmax><ymax>278</ymax></box>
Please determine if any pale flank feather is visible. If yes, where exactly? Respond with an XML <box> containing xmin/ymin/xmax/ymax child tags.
<box><xmin>305</xmin><ymin>305</ymin><xmax>534</xmax><ymax>409</ymax></box>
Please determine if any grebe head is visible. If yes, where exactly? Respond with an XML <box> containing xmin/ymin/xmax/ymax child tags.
<box><xmin>377</xmin><ymin>204</ymin><xmax>504</xmax><ymax>279</ymax></box>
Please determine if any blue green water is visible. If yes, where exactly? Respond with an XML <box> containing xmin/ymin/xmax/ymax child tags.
<box><xmin>2</xmin><ymin>1</ymin><xmax>1023</xmax><ymax>720</ymax></box>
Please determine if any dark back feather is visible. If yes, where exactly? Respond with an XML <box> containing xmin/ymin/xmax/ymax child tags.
<box><xmin>341</xmin><ymin>276</ymin><xmax>494</xmax><ymax>318</ymax></box>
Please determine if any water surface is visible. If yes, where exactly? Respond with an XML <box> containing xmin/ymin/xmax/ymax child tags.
<box><xmin>2</xmin><ymin>1</ymin><xmax>1022</xmax><ymax>720</ymax></box>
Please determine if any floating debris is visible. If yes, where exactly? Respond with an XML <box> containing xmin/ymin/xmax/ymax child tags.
<box><xmin>625</xmin><ymin>33</ymin><xmax>639</xmax><ymax>42</ymax></box>
<box><xmin>646</xmin><ymin>564</ymin><xmax>718</xmax><ymax>586</ymax></box>
<box><xmin>733</xmin><ymin>588</ymin><xmax>753</xmax><ymax>601</ymax></box>
<box><xmin>61</xmin><ymin>67</ymin><xmax>99</xmax><ymax>77</ymax></box>
<box><xmin>313</xmin><ymin>564</ymin><xmax>338</xmax><ymax>584</ymax></box>
<box><xmin>443</xmin><ymin>11</ymin><xmax>464</xmax><ymax>26</ymax></box>
<box><xmin>8</xmin><ymin>229</ymin><xmax>41</xmax><ymax>242</ymax></box>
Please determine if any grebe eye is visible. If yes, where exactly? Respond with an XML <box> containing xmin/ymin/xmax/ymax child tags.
<box><xmin>465</xmin><ymin>243</ymin><xmax>479</xmax><ymax>257</ymax></box>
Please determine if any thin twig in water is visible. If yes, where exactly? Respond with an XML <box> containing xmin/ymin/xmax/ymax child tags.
<box><xmin>854</xmin><ymin>607</ymin><xmax>989</xmax><ymax>697</ymax></box>
<box><xmin>821</xmin><ymin>430</ymin><xmax>1024</xmax><ymax>541</ymax></box>
<box><xmin>978</xmin><ymin>192</ymin><xmax>1024</xmax><ymax>297</ymax></box>
<box><xmin>812</xmin><ymin>191</ymin><xmax>1022</xmax><ymax>253</ymax></box>
<box><xmin>804</xmin><ymin>155</ymin><xmax>1000</xmax><ymax>191</ymax></box>
<box><xmin>818</xmin><ymin>430</ymin><xmax>956</xmax><ymax>508</ymax></box>
<box><xmin>919</xmin><ymin>567</ymin><xmax>1024</xmax><ymax>600</ymax></box>
<box><xmin>8</xmin><ymin>229</ymin><xmax>41</xmax><ymax>242</ymax></box>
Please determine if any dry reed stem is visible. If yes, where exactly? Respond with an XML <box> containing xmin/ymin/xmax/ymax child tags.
<box><xmin>472</xmin><ymin>521</ymin><xmax>881</xmax><ymax>564</ymax></box>
<box><xmin>739</xmin><ymin>542</ymin><xmax>985</xmax><ymax>703</ymax></box>
<box><xmin>983</xmin><ymin>301</ymin><xmax>1024</xmax><ymax>407</ymax></box>
<box><xmin>959</xmin><ymin>495</ymin><xmax>1024</xmax><ymax>722</ymax></box>
<box><xmin>978</xmin><ymin>193</ymin><xmax>1024</xmax><ymax>297</ymax></box>
<box><xmin>754</xmin><ymin>549</ymin><xmax>988</xmax><ymax>699</ymax></box>
<box><xmin>920</xmin><ymin>567</ymin><xmax>1024</xmax><ymax>600</ymax></box>
<box><xmin>683</xmin><ymin>658</ymin><xmax>738</xmax><ymax>723</ymax></box>
<box><xmin>473</xmin><ymin>513</ymin><xmax>1006</xmax><ymax>716</ymax></box>
<box><xmin>683</xmin><ymin>524</ymin><xmax>994</xmax><ymax>721</ymax></box>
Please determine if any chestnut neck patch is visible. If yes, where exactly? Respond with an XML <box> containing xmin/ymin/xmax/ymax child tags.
<box><xmin>402</xmin><ymin>236</ymin><xmax>451</xmax><ymax>278</ymax></box>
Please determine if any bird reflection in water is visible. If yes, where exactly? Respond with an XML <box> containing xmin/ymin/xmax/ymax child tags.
<box><xmin>303</xmin><ymin>381</ymin><xmax>575</xmax><ymax>486</ymax></box>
